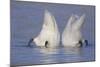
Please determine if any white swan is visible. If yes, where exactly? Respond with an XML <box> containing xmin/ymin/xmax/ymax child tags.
<box><xmin>28</xmin><ymin>10</ymin><xmax>60</xmax><ymax>48</ymax></box>
<box><xmin>62</xmin><ymin>14</ymin><xmax>87</xmax><ymax>47</ymax></box>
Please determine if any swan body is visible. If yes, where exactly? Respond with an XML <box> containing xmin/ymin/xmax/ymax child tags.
<box><xmin>62</xmin><ymin>14</ymin><xmax>85</xmax><ymax>47</ymax></box>
<box><xmin>33</xmin><ymin>10</ymin><xmax>60</xmax><ymax>48</ymax></box>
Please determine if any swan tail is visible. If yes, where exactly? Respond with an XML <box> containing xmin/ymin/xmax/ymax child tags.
<box><xmin>66</xmin><ymin>14</ymin><xmax>77</xmax><ymax>29</ymax></box>
<box><xmin>34</xmin><ymin>10</ymin><xmax>60</xmax><ymax>47</ymax></box>
<box><xmin>72</xmin><ymin>14</ymin><xmax>85</xmax><ymax>30</ymax></box>
<box><xmin>43</xmin><ymin>10</ymin><xmax>58</xmax><ymax>32</ymax></box>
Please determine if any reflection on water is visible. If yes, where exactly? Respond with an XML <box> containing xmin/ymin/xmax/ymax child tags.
<box><xmin>39</xmin><ymin>47</ymin><xmax>58</xmax><ymax>54</ymax></box>
<box><xmin>10</xmin><ymin>1</ymin><xmax>95</xmax><ymax>66</ymax></box>
<box><xmin>11</xmin><ymin>45</ymin><xmax>95</xmax><ymax>66</ymax></box>
<box><xmin>38</xmin><ymin>47</ymin><xmax>82</xmax><ymax>64</ymax></box>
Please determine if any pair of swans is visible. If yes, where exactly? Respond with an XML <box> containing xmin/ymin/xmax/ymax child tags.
<box><xmin>28</xmin><ymin>10</ymin><xmax>88</xmax><ymax>48</ymax></box>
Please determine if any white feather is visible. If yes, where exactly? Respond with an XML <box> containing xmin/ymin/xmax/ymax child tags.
<box><xmin>34</xmin><ymin>10</ymin><xmax>60</xmax><ymax>48</ymax></box>
<box><xmin>62</xmin><ymin>14</ymin><xmax>85</xmax><ymax>47</ymax></box>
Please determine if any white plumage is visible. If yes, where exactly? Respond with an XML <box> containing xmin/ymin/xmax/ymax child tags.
<box><xmin>33</xmin><ymin>10</ymin><xmax>60</xmax><ymax>48</ymax></box>
<box><xmin>62</xmin><ymin>14</ymin><xmax>85</xmax><ymax>47</ymax></box>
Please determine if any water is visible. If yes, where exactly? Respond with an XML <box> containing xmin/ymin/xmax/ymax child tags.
<box><xmin>10</xmin><ymin>1</ymin><xmax>95</xmax><ymax>66</ymax></box>
<box><xmin>11</xmin><ymin>45</ymin><xmax>95</xmax><ymax>66</ymax></box>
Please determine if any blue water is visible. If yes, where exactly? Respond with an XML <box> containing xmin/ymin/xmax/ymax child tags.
<box><xmin>10</xmin><ymin>1</ymin><xmax>95</xmax><ymax>66</ymax></box>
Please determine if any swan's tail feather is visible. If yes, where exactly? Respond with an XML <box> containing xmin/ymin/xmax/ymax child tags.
<box><xmin>34</xmin><ymin>10</ymin><xmax>60</xmax><ymax>47</ymax></box>
<box><xmin>62</xmin><ymin>14</ymin><xmax>86</xmax><ymax>47</ymax></box>
<box><xmin>43</xmin><ymin>10</ymin><xmax>57</xmax><ymax>32</ymax></box>
<box><xmin>72</xmin><ymin>14</ymin><xmax>85</xmax><ymax>30</ymax></box>
<box><xmin>65</xmin><ymin>14</ymin><xmax>77</xmax><ymax>29</ymax></box>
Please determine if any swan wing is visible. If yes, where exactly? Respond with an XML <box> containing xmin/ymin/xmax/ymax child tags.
<box><xmin>66</xmin><ymin>15</ymin><xmax>77</xmax><ymax>29</ymax></box>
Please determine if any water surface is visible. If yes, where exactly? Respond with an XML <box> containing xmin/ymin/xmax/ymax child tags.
<box><xmin>11</xmin><ymin>1</ymin><xmax>95</xmax><ymax>66</ymax></box>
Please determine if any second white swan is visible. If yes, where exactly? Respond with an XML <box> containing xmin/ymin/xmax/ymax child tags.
<box><xmin>62</xmin><ymin>14</ymin><xmax>88</xmax><ymax>47</ymax></box>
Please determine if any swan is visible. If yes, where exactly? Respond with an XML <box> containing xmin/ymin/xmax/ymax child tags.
<box><xmin>28</xmin><ymin>10</ymin><xmax>60</xmax><ymax>48</ymax></box>
<box><xmin>62</xmin><ymin>14</ymin><xmax>88</xmax><ymax>47</ymax></box>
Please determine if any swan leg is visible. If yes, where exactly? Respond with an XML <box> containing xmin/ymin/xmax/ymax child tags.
<box><xmin>79</xmin><ymin>40</ymin><xmax>83</xmax><ymax>47</ymax></box>
<box><xmin>28</xmin><ymin>38</ymin><xmax>33</xmax><ymax>48</ymax></box>
<box><xmin>45</xmin><ymin>41</ymin><xmax>48</xmax><ymax>48</ymax></box>
<box><xmin>78</xmin><ymin>40</ymin><xmax>88</xmax><ymax>47</ymax></box>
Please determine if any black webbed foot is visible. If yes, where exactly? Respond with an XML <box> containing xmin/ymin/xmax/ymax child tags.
<box><xmin>45</xmin><ymin>41</ymin><xmax>48</xmax><ymax>48</ymax></box>
<box><xmin>28</xmin><ymin>38</ymin><xmax>33</xmax><ymax>48</ymax></box>
<box><xmin>79</xmin><ymin>40</ymin><xmax>83</xmax><ymax>47</ymax></box>
<box><xmin>84</xmin><ymin>40</ymin><xmax>88</xmax><ymax>46</ymax></box>
<box><xmin>78</xmin><ymin>40</ymin><xmax>88</xmax><ymax>47</ymax></box>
